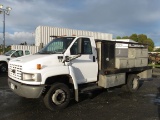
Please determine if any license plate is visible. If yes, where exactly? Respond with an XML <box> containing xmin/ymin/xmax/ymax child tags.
<box><xmin>10</xmin><ymin>83</ymin><xmax>15</xmax><ymax>90</ymax></box>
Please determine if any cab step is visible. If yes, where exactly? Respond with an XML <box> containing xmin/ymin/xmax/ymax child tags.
<box><xmin>79</xmin><ymin>84</ymin><xmax>103</xmax><ymax>93</ymax></box>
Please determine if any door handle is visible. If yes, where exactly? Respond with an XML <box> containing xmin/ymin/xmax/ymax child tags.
<box><xmin>93</xmin><ymin>56</ymin><xmax>95</xmax><ymax>62</ymax></box>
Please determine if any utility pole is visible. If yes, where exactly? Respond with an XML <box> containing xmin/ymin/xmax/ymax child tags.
<box><xmin>0</xmin><ymin>4</ymin><xmax>12</xmax><ymax>53</ymax></box>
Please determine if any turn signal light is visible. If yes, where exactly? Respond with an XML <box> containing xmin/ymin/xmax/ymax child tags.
<box><xmin>37</xmin><ymin>64</ymin><xmax>42</xmax><ymax>70</ymax></box>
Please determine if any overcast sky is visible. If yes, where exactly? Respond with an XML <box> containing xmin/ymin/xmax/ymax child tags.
<box><xmin>0</xmin><ymin>0</ymin><xmax>160</xmax><ymax>46</ymax></box>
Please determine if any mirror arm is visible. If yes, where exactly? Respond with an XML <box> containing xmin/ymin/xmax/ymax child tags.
<box><xmin>63</xmin><ymin>54</ymin><xmax>81</xmax><ymax>63</ymax></box>
<box><xmin>70</xmin><ymin>54</ymin><xmax>81</xmax><ymax>61</ymax></box>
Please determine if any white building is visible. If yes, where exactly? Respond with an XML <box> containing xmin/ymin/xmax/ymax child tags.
<box><xmin>12</xmin><ymin>26</ymin><xmax>113</xmax><ymax>54</ymax></box>
<box><xmin>35</xmin><ymin>26</ymin><xmax>113</xmax><ymax>46</ymax></box>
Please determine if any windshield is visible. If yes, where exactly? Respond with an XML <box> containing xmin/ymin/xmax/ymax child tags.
<box><xmin>5</xmin><ymin>50</ymin><xmax>16</xmax><ymax>56</ymax></box>
<box><xmin>38</xmin><ymin>37</ymin><xmax>75</xmax><ymax>54</ymax></box>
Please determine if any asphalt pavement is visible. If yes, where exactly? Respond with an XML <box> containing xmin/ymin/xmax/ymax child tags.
<box><xmin>0</xmin><ymin>69</ymin><xmax>160</xmax><ymax>120</ymax></box>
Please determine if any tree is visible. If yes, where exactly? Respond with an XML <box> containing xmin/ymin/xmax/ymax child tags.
<box><xmin>20</xmin><ymin>42</ymin><xmax>27</xmax><ymax>45</ymax></box>
<box><xmin>116</xmin><ymin>34</ymin><xmax>155</xmax><ymax>51</ymax></box>
<box><xmin>116</xmin><ymin>36</ymin><xmax>121</xmax><ymax>39</ymax></box>
<box><xmin>129</xmin><ymin>34</ymin><xmax>138</xmax><ymax>42</ymax></box>
<box><xmin>24</xmin><ymin>41</ymin><xmax>27</xmax><ymax>45</ymax></box>
<box><xmin>6</xmin><ymin>46</ymin><xmax>11</xmax><ymax>52</ymax></box>
<box><xmin>154</xmin><ymin>48</ymin><xmax>160</xmax><ymax>52</ymax></box>
<box><xmin>137</xmin><ymin>34</ymin><xmax>147</xmax><ymax>43</ymax></box>
<box><xmin>122</xmin><ymin>36</ymin><xmax>129</xmax><ymax>39</ymax></box>
<box><xmin>145</xmin><ymin>38</ymin><xmax>154</xmax><ymax>52</ymax></box>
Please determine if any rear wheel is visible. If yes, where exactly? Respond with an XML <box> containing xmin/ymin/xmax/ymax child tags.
<box><xmin>43</xmin><ymin>83</ymin><xmax>71</xmax><ymax>111</ymax></box>
<box><xmin>0</xmin><ymin>63</ymin><xmax>8</xmax><ymax>73</ymax></box>
<box><xmin>122</xmin><ymin>74</ymin><xmax>139</xmax><ymax>92</ymax></box>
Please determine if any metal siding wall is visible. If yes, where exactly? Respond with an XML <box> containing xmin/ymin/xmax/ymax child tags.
<box><xmin>46</xmin><ymin>26</ymin><xmax>49</xmax><ymax>46</ymax></box>
<box><xmin>43</xmin><ymin>26</ymin><xmax>46</xmax><ymax>46</ymax></box>
<box><xmin>35</xmin><ymin>26</ymin><xmax>113</xmax><ymax>46</ymax></box>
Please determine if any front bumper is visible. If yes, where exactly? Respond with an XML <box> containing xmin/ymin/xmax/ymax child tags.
<box><xmin>8</xmin><ymin>78</ymin><xmax>45</xmax><ymax>98</ymax></box>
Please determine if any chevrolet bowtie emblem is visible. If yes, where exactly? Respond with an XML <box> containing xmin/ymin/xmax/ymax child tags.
<box><xmin>11</xmin><ymin>69</ymin><xmax>16</xmax><ymax>74</ymax></box>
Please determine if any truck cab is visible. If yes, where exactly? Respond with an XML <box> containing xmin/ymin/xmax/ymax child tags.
<box><xmin>0</xmin><ymin>49</ymin><xmax>31</xmax><ymax>72</ymax></box>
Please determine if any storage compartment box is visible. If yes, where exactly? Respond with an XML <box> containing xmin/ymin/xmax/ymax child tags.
<box><xmin>138</xmin><ymin>69</ymin><xmax>152</xmax><ymax>79</ymax></box>
<box><xmin>135</xmin><ymin>58</ymin><xmax>148</xmax><ymax>67</ymax></box>
<box><xmin>115</xmin><ymin>48</ymin><xmax>128</xmax><ymax>57</ymax></box>
<box><xmin>115</xmin><ymin>58</ymin><xmax>135</xmax><ymax>69</ymax></box>
<box><xmin>98</xmin><ymin>73</ymin><xmax>126</xmax><ymax>88</ymax></box>
<box><xmin>96</xmin><ymin>41</ymin><xmax>116</xmax><ymax>70</ymax></box>
<box><xmin>128</xmin><ymin>48</ymin><xmax>148</xmax><ymax>58</ymax></box>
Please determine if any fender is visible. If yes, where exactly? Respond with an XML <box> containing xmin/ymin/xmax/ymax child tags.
<box><xmin>69</xmin><ymin>65</ymin><xmax>79</xmax><ymax>101</ymax></box>
<box><xmin>41</xmin><ymin>66</ymin><xmax>70</xmax><ymax>84</ymax></box>
<box><xmin>41</xmin><ymin>65</ymin><xmax>79</xmax><ymax>101</ymax></box>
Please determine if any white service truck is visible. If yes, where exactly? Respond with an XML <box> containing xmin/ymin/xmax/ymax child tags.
<box><xmin>8</xmin><ymin>36</ymin><xmax>152</xmax><ymax>111</ymax></box>
<box><xmin>0</xmin><ymin>50</ymin><xmax>31</xmax><ymax>72</ymax></box>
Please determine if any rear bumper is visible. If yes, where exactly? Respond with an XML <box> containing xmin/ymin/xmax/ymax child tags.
<box><xmin>8</xmin><ymin>78</ymin><xmax>45</xmax><ymax>98</ymax></box>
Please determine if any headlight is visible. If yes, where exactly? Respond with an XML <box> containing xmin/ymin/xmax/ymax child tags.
<box><xmin>22</xmin><ymin>73</ymin><xmax>41</xmax><ymax>82</ymax></box>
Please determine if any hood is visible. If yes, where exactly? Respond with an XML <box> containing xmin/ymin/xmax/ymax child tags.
<box><xmin>0</xmin><ymin>55</ymin><xmax>10</xmax><ymax>61</ymax></box>
<box><xmin>10</xmin><ymin>54</ymin><xmax>64</xmax><ymax>71</ymax></box>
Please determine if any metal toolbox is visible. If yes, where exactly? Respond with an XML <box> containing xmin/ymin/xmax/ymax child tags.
<box><xmin>115</xmin><ymin>48</ymin><xmax>128</xmax><ymax>57</ymax></box>
<box><xmin>115</xmin><ymin>58</ymin><xmax>135</xmax><ymax>69</ymax></box>
<box><xmin>98</xmin><ymin>73</ymin><xmax>126</xmax><ymax>88</ymax></box>
<box><xmin>128</xmin><ymin>48</ymin><xmax>148</xmax><ymax>58</ymax></box>
<box><xmin>135</xmin><ymin>58</ymin><xmax>148</xmax><ymax>67</ymax></box>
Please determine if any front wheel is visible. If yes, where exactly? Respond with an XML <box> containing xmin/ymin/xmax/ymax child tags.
<box><xmin>43</xmin><ymin>83</ymin><xmax>71</xmax><ymax>111</ymax></box>
<box><xmin>0</xmin><ymin>63</ymin><xmax>8</xmax><ymax>73</ymax></box>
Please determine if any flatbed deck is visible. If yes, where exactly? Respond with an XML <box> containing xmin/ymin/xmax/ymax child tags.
<box><xmin>103</xmin><ymin>66</ymin><xmax>152</xmax><ymax>75</ymax></box>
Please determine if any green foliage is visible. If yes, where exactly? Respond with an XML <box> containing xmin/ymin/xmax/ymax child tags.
<box><xmin>6</xmin><ymin>46</ymin><xmax>11</xmax><ymax>52</ymax></box>
<box><xmin>145</xmin><ymin>38</ymin><xmax>154</xmax><ymax>51</ymax></box>
<box><xmin>116</xmin><ymin>36</ymin><xmax>121</xmax><ymax>39</ymax></box>
<box><xmin>116</xmin><ymin>33</ymin><xmax>155</xmax><ymax>52</ymax></box>
<box><xmin>122</xmin><ymin>36</ymin><xmax>129</xmax><ymax>39</ymax></box>
<box><xmin>0</xmin><ymin>46</ymin><xmax>11</xmax><ymax>54</ymax></box>
<box><xmin>154</xmin><ymin>48</ymin><xmax>160</xmax><ymax>52</ymax></box>
<box><xmin>129</xmin><ymin>34</ymin><xmax>138</xmax><ymax>42</ymax></box>
<box><xmin>137</xmin><ymin>34</ymin><xmax>147</xmax><ymax>43</ymax></box>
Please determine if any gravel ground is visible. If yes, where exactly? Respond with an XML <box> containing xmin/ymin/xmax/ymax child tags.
<box><xmin>0</xmin><ymin>69</ymin><xmax>160</xmax><ymax>120</ymax></box>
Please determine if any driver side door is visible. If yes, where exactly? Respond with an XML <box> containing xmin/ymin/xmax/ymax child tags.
<box><xmin>69</xmin><ymin>38</ymin><xmax>98</xmax><ymax>84</ymax></box>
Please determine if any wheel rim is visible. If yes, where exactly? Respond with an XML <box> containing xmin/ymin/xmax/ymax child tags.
<box><xmin>132</xmin><ymin>78</ymin><xmax>138</xmax><ymax>89</ymax></box>
<box><xmin>52</xmin><ymin>89</ymin><xmax>66</xmax><ymax>105</ymax></box>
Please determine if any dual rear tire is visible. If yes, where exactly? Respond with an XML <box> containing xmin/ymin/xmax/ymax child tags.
<box><xmin>122</xmin><ymin>74</ymin><xmax>140</xmax><ymax>92</ymax></box>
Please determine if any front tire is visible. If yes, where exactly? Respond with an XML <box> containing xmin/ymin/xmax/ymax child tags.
<box><xmin>0</xmin><ymin>63</ymin><xmax>8</xmax><ymax>73</ymax></box>
<box><xmin>43</xmin><ymin>83</ymin><xmax>71</xmax><ymax>111</ymax></box>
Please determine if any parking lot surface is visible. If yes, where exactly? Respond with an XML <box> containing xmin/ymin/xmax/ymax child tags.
<box><xmin>0</xmin><ymin>71</ymin><xmax>160</xmax><ymax>120</ymax></box>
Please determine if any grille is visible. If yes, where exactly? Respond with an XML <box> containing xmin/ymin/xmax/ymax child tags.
<box><xmin>9</xmin><ymin>64</ymin><xmax>22</xmax><ymax>80</ymax></box>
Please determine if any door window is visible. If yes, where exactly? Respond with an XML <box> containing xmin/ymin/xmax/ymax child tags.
<box><xmin>70</xmin><ymin>38</ymin><xmax>92</xmax><ymax>55</ymax></box>
<box><xmin>82</xmin><ymin>38</ymin><xmax>92</xmax><ymax>54</ymax></box>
